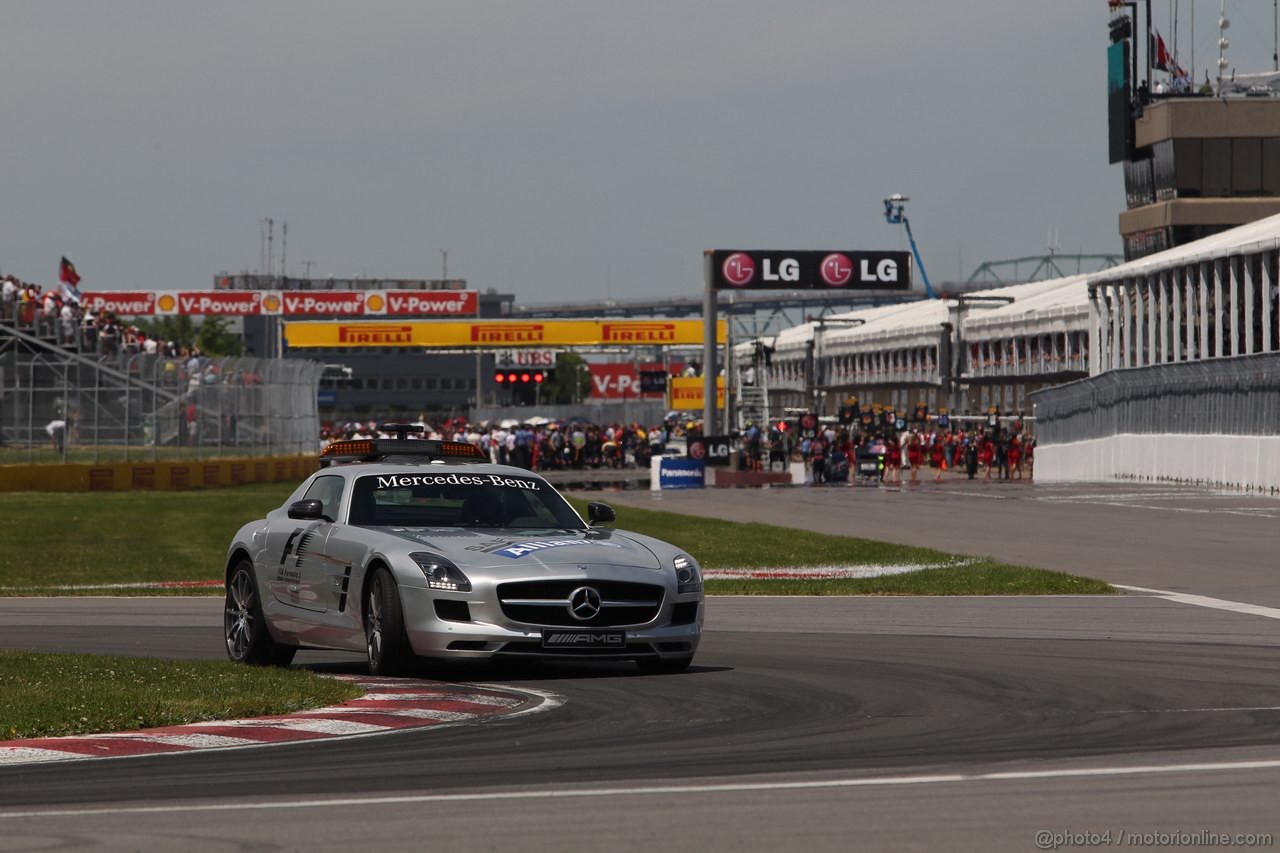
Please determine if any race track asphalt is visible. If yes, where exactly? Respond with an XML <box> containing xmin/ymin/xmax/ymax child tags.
<box><xmin>601</xmin><ymin>478</ymin><xmax>1280</xmax><ymax>605</ymax></box>
<box><xmin>0</xmin><ymin>480</ymin><xmax>1278</xmax><ymax>852</ymax></box>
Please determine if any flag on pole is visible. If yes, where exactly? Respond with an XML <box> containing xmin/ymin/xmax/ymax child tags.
<box><xmin>1151</xmin><ymin>30</ymin><xmax>1172</xmax><ymax>72</ymax></box>
<box><xmin>58</xmin><ymin>256</ymin><xmax>83</xmax><ymax>304</ymax></box>
<box><xmin>59</xmin><ymin>256</ymin><xmax>81</xmax><ymax>286</ymax></box>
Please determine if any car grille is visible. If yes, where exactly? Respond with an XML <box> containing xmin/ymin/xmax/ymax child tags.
<box><xmin>497</xmin><ymin>580</ymin><xmax>664</xmax><ymax>627</ymax></box>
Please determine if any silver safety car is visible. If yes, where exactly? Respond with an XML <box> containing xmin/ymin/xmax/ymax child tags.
<box><xmin>223</xmin><ymin>428</ymin><xmax>703</xmax><ymax>675</ymax></box>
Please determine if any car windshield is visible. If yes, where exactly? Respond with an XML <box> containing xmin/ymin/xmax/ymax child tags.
<box><xmin>347</xmin><ymin>471</ymin><xmax>586</xmax><ymax>530</ymax></box>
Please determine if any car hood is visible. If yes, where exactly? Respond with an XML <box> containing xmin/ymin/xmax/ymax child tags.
<box><xmin>368</xmin><ymin>527</ymin><xmax>663</xmax><ymax>570</ymax></box>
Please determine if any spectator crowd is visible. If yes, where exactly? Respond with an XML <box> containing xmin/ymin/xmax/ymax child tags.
<box><xmin>321</xmin><ymin>414</ymin><xmax>1035</xmax><ymax>483</ymax></box>
<box><xmin>781</xmin><ymin>422</ymin><xmax>1034</xmax><ymax>484</ymax></box>
<box><xmin>323</xmin><ymin>417</ymin><xmax>681</xmax><ymax>471</ymax></box>
<box><xmin>2</xmin><ymin>272</ymin><xmax>201</xmax><ymax>363</ymax></box>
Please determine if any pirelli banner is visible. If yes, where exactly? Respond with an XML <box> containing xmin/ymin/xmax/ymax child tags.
<box><xmin>668</xmin><ymin>377</ymin><xmax>725</xmax><ymax>411</ymax></box>
<box><xmin>283</xmin><ymin>319</ymin><xmax>726</xmax><ymax>348</ymax></box>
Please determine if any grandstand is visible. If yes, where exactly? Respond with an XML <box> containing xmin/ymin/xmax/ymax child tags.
<box><xmin>0</xmin><ymin>288</ymin><xmax>320</xmax><ymax>463</ymax></box>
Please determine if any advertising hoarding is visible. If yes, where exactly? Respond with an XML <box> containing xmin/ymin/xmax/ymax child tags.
<box><xmin>284</xmin><ymin>319</ymin><xmax>725</xmax><ymax>348</ymax></box>
<box><xmin>711</xmin><ymin>250</ymin><xmax>912</xmax><ymax>291</ymax></box>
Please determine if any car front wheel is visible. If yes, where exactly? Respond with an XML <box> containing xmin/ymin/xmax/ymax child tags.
<box><xmin>225</xmin><ymin>560</ymin><xmax>296</xmax><ymax>667</ymax></box>
<box><xmin>365</xmin><ymin>567</ymin><xmax>415</xmax><ymax>676</ymax></box>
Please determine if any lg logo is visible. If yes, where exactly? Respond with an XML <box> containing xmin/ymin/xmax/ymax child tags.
<box><xmin>722</xmin><ymin>253</ymin><xmax>756</xmax><ymax>286</ymax></box>
<box><xmin>724</xmin><ymin>253</ymin><xmax>799</xmax><ymax>286</ymax></box>
<box><xmin>820</xmin><ymin>253</ymin><xmax>853</xmax><ymax>287</ymax></box>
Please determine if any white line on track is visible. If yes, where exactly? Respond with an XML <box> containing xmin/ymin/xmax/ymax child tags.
<box><xmin>5</xmin><ymin>758</ymin><xmax>1280</xmax><ymax>819</ymax></box>
<box><xmin>1040</xmin><ymin>499</ymin><xmax>1278</xmax><ymax>519</ymax></box>
<box><xmin>1116</xmin><ymin>585</ymin><xmax>1280</xmax><ymax>620</ymax></box>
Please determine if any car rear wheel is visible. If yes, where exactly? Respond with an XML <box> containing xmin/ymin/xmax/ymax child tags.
<box><xmin>636</xmin><ymin>656</ymin><xmax>693</xmax><ymax>675</ymax></box>
<box><xmin>225</xmin><ymin>560</ymin><xmax>296</xmax><ymax>667</ymax></box>
<box><xmin>365</xmin><ymin>567</ymin><xmax>414</xmax><ymax>676</ymax></box>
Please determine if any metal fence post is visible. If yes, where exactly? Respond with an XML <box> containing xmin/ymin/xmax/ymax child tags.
<box><xmin>26</xmin><ymin>361</ymin><xmax>34</xmax><ymax>464</ymax></box>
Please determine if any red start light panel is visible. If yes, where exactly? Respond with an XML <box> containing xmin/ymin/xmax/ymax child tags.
<box><xmin>495</xmin><ymin>370</ymin><xmax>551</xmax><ymax>385</ymax></box>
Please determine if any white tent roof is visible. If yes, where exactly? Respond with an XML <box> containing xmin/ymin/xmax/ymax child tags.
<box><xmin>770</xmin><ymin>277</ymin><xmax>1091</xmax><ymax>359</ymax></box>
<box><xmin>1091</xmin><ymin>210</ymin><xmax>1280</xmax><ymax>284</ymax></box>
<box><xmin>959</xmin><ymin>275</ymin><xmax>1090</xmax><ymax>340</ymax></box>
<box><xmin>818</xmin><ymin>299</ymin><xmax>949</xmax><ymax>356</ymax></box>
<box><xmin>748</xmin><ymin>211</ymin><xmax>1280</xmax><ymax>362</ymax></box>
<box><xmin>771</xmin><ymin>300</ymin><xmax>930</xmax><ymax>356</ymax></box>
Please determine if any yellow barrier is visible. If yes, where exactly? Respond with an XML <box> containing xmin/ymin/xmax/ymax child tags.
<box><xmin>0</xmin><ymin>455</ymin><xmax>319</xmax><ymax>493</ymax></box>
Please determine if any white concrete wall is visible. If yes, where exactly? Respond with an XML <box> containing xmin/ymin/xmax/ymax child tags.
<box><xmin>1037</xmin><ymin>434</ymin><xmax>1280</xmax><ymax>492</ymax></box>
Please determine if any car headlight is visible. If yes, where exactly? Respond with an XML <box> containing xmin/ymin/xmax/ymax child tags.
<box><xmin>674</xmin><ymin>554</ymin><xmax>702</xmax><ymax>595</ymax></box>
<box><xmin>410</xmin><ymin>553</ymin><xmax>472</xmax><ymax>592</ymax></box>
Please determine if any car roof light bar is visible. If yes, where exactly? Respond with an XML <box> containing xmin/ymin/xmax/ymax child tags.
<box><xmin>320</xmin><ymin>432</ymin><xmax>487</xmax><ymax>466</ymax></box>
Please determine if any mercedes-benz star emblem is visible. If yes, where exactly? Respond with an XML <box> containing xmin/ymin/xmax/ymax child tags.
<box><xmin>569</xmin><ymin>586</ymin><xmax>602</xmax><ymax>621</ymax></box>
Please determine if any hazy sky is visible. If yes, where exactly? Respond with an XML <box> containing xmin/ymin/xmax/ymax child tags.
<box><xmin>3</xmin><ymin>1</ymin><xmax>1277</xmax><ymax>303</ymax></box>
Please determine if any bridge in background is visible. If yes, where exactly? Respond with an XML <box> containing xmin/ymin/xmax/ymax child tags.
<box><xmin>509</xmin><ymin>253</ymin><xmax>1123</xmax><ymax>339</ymax></box>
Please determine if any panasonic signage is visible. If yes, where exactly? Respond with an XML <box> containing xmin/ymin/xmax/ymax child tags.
<box><xmin>658</xmin><ymin>458</ymin><xmax>705</xmax><ymax>490</ymax></box>
<box><xmin>711</xmin><ymin>250</ymin><xmax>912</xmax><ymax>292</ymax></box>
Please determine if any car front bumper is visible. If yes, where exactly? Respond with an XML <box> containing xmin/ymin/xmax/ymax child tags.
<box><xmin>399</xmin><ymin>584</ymin><xmax>703</xmax><ymax>661</ymax></box>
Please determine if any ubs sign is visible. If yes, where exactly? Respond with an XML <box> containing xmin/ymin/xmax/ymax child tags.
<box><xmin>711</xmin><ymin>250</ymin><xmax>911</xmax><ymax>292</ymax></box>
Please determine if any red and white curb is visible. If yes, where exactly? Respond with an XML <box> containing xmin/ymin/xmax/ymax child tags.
<box><xmin>0</xmin><ymin>676</ymin><xmax>562</xmax><ymax>766</ymax></box>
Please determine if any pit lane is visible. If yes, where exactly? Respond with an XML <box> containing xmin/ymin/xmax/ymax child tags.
<box><xmin>1</xmin><ymin>481</ymin><xmax>1279</xmax><ymax>851</ymax></box>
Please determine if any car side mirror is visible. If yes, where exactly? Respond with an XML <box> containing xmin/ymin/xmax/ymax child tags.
<box><xmin>587</xmin><ymin>502</ymin><xmax>616</xmax><ymax>525</ymax></box>
<box><xmin>288</xmin><ymin>499</ymin><xmax>331</xmax><ymax>522</ymax></box>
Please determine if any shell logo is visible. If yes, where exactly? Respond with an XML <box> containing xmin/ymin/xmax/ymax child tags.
<box><xmin>156</xmin><ymin>293</ymin><xmax>177</xmax><ymax>312</ymax></box>
<box><xmin>365</xmin><ymin>293</ymin><xmax>385</xmax><ymax>312</ymax></box>
<box><xmin>262</xmin><ymin>294</ymin><xmax>282</xmax><ymax>313</ymax></box>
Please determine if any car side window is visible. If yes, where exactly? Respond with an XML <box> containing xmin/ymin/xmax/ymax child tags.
<box><xmin>301</xmin><ymin>475</ymin><xmax>345</xmax><ymax>521</ymax></box>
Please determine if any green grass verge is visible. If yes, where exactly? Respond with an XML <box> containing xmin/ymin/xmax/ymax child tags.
<box><xmin>0</xmin><ymin>650</ymin><xmax>362</xmax><ymax>741</ymax></box>
<box><xmin>0</xmin><ymin>483</ymin><xmax>1111</xmax><ymax>596</ymax></box>
<box><xmin>570</xmin><ymin>499</ymin><xmax>971</xmax><ymax>570</ymax></box>
<box><xmin>567</xmin><ymin>499</ymin><xmax>1112</xmax><ymax>595</ymax></box>
<box><xmin>0</xmin><ymin>482</ymin><xmax>296</xmax><ymax>592</ymax></box>
<box><xmin>704</xmin><ymin>566</ymin><xmax>1111</xmax><ymax>596</ymax></box>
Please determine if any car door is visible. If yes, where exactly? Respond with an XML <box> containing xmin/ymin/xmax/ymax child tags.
<box><xmin>294</xmin><ymin>475</ymin><xmax>347</xmax><ymax>613</ymax></box>
<box><xmin>263</xmin><ymin>475</ymin><xmax>343</xmax><ymax>613</ymax></box>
